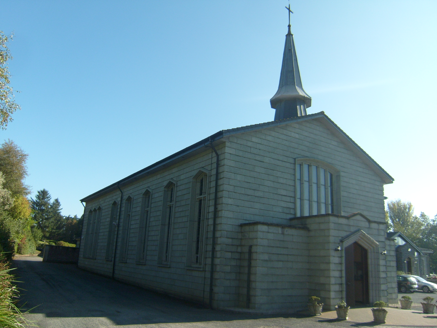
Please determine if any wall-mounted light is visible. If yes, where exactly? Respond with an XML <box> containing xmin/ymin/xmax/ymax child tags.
<box><xmin>381</xmin><ymin>250</ymin><xmax>387</xmax><ymax>255</ymax></box>
<box><xmin>335</xmin><ymin>245</ymin><xmax>342</xmax><ymax>251</ymax></box>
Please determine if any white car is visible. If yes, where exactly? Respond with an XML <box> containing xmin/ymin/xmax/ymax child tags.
<box><xmin>412</xmin><ymin>275</ymin><xmax>437</xmax><ymax>293</ymax></box>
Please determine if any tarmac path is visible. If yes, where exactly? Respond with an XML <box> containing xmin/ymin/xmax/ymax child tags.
<box><xmin>13</xmin><ymin>256</ymin><xmax>437</xmax><ymax>327</ymax></box>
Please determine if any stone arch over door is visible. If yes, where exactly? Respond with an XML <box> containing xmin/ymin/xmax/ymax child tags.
<box><xmin>341</xmin><ymin>230</ymin><xmax>381</xmax><ymax>306</ymax></box>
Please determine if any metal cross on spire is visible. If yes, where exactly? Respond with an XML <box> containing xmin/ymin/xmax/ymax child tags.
<box><xmin>285</xmin><ymin>4</ymin><xmax>293</xmax><ymax>26</ymax></box>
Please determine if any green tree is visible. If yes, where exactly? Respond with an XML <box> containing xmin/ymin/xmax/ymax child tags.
<box><xmin>416</xmin><ymin>213</ymin><xmax>437</xmax><ymax>272</ymax></box>
<box><xmin>386</xmin><ymin>200</ymin><xmax>424</xmax><ymax>244</ymax></box>
<box><xmin>0</xmin><ymin>31</ymin><xmax>21</xmax><ymax>129</ymax></box>
<box><xmin>31</xmin><ymin>189</ymin><xmax>64</xmax><ymax>240</ymax></box>
<box><xmin>0</xmin><ymin>173</ymin><xmax>13</xmax><ymax>255</ymax></box>
<box><xmin>0</xmin><ymin>139</ymin><xmax>29</xmax><ymax>197</ymax></box>
<box><xmin>60</xmin><ymin>215</ymin><xmax>82</xmax><ymax>244</ymax></box>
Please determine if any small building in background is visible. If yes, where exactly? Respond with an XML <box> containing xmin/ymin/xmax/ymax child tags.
<box><xmin>388</xmin><ymin>231</ymin><xmax>433</xmax><ymax>277</ymax></box>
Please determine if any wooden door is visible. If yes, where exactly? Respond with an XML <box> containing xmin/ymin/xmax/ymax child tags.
<box><xmin>345</xmin><ymin>242</ymin><xmax>369</xmax><ymax>307</ymax></box>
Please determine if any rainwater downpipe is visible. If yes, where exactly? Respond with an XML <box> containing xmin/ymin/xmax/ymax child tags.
<box><xmin>79</xmin><ymin>201</ymin><xmax>86</xmax><ymax>255</ymax></box>
<box><xmin>112</xmin><ymin>183</ymin><xmax>124</xmax><ymax>279</ymax></box>
<box><xmin>209</xmin><ymin>138</ymin><xmax>219</xmax><ymax>309</ymax></box>
<box><xmin>246</xmin><ymin>245</ymin><xmax>253</xmax><ymax>308</ymax></box>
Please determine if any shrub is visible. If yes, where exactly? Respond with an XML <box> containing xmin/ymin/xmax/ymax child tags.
<box><xmin>401</xmin><ymin>295</ymin><xmax>412</xmax><ymax>301</ymax></box>
<box><xmin>55</xmin><ymin>241</ymin><xmax>76</xmax><ymax>247</ymax></box>
<box><xmin>373</xmin><ymin>301</ymin><xmax>387</xmax><ymax>309</ymax></box>
<box><xmin>423</xmin><ymin>296</ymin><xmax>434</xmax><ymax>304</ymax></box>
<box><xmin>0</xmin><ymin>255</ymin><xmax>31</xmax><ymax>327</ymax></box>
<box><xmin>309</xmin><ymin>296</ymin><xmax>321</xmax><ymax>304</ymax></box>
<box><xmin>336</xmin><ymin>300</ymin><xmax>347</xmax><ymax>308</ymax></box>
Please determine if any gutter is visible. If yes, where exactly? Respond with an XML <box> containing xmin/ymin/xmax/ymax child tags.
<box><xmin>81</xmin><ymin>131</ymin><xmax>224</xmax><ymax>203</ymax></box>
<box><xmin>112</xmin><ymin>183</ymin><xmax>123</xmax><ymax>279</ymax></box>
<box><xmin>79</xmin><ymin>201</ymin><xmax>86</xmax><ymax>260</ymax></box>
<box><xmin>208</xmin><ymin>137</ymin><xmax>219</xmax><ymax>309</ymax></box>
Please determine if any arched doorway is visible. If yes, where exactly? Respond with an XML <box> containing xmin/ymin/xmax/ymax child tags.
<box><xmin>345</xmin><ymin>242</ymin><xmax>369</xmax><ymax>307</ymax></box>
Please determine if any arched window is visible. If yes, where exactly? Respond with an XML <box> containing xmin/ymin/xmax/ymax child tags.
<box><xmin>84</xmin><ymin>207</ymin><xmax>102</xmax><ymax>259</ymax></box>
<box><xmin>92</xmin><ymin>207</ymin><xmax>102</xmax><ymax>259</ymax></box>
<box><xmin>119</xmin><ymin>196</ymin><xmax>133</xmax><ymax>263</ymax></box>
<box><xmin>136</xmin><ymin>190</ymin><xmax>152</xmax><ymax>264</ymax></box>
<box><xmin>295</xmin><ymin>159</ymin><xmax>340</xmax><ymax>217</ymax></box>
<box><xmin>158</xmin><ymin>181</ymin><xmax>176</xmax><ymax>265</ymax></box>
<box><xmin>105</xmin><ymin>201</ymin><xmax>118</xmax><ymax>261</ymax></box>
<box><xmin>84</xmin><ymin>210</ymin><xmax>94</xmax><ymax>259</ymax></box>
<box><xmin>187</xmin><ymin>171</ymin><xmax>208</xmax><ymax>268</ymax></box>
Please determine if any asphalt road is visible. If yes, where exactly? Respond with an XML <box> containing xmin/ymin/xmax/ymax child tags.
<box><xmin>13</xmin><ymin>256</ymin><xmax>425</xmax><ymax>328</ymax></box>
<box><xmin>13</xmin><ymin>256</ymin><xmax>339</xmax><ymax>328</ymax></box>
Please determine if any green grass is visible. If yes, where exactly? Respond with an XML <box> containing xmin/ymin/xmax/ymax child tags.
<box><xmin>0</xmin><ymin>257</ymin><xmax>33</xmax><ymax>327</ymax></box>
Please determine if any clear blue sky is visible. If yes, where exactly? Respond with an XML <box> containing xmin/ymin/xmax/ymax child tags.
<box><xmin>2</xmin><ymin>1</ymin><xmax>436</xmax><ymax>219</ymax></box>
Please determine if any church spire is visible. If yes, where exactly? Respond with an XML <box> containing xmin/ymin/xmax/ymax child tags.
<box><xmin>270</xmin><ymin>6</ymin><xmax>311</xmax><ymax>121</ymax></box>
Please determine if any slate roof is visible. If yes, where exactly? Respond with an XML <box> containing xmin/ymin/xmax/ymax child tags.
<box><xmin>81</xmin><ymin>112</ymin><xmax>393</xmax><ymax>202</ymax></box>
<box><xmin>387</xmin><ymin>231</ymin><xmax>424</xmax><ymax>255</ymax></box>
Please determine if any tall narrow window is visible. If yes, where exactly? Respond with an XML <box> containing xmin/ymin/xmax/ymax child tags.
<box><xmin>158</xmin><ymin>182</ymin><xmax>176</xmax><ymax>265</ymax></box>
<box><xmin>92</xmin><ymin>207</ymin><xmax>102</xmax><ymax>259</ymax></box>
<box><xmin>119</xmin><ymin>197</ymin><xmax>133</xmax><ymax>263</ymax></box>
<box><xmin>106</xmin><ymin>201</ymin><xmax>118</xmax><ymax>261</ymax></box>
<box><xmin>84</xmin><ymin>210</ymin><xmax>93</xmax><ymax>259</ymax></box>
<box><xmin>295</xmin><ymin>159</ymin><xmax>339</xmax><ymax>217</ymax></box>
<box><xmin>187</xmin><ymin>171</ymin><xmax>208</xmax><ymax>268</ymax></box>
<box><xmin>136</xmin><ymin>190</ymin><xmax>151</xmax><ymax>264</ymax></box>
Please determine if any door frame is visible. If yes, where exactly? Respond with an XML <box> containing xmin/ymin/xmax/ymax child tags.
<box><xmin>340</xmin><ymin>230</ymin><xmax>381</xmax><ymax>306</ymax></box>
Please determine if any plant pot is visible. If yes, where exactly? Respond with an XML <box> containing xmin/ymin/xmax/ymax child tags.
<box><xmin>335</xmin><ymin>306</ymin><xmax>350</xmax><ymax>320</ymax></box>
<box><xmin>399</xmin><ymin>299</ymin><xmax>413</xmax><ymax>309</ymax></box>
<box><xmin>372</xmin><ymin>308</ymin><xmax>388</xmax><ymax>324</ymax></box>
<box><xmin>421</xmin><ymin>302</ymin><xmax>436</xmax><ymax>314</ymax></box>
<box><xmin>308</xmin><ymin>302</ymin><xmax>323</xmax><ymax>316</ymax></box>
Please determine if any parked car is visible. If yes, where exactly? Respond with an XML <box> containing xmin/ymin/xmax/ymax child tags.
<box><xmin>397</xmin><ymin>275</ymin><xmax>419</xmax><ymax>293</ymax></box>
<box><xmin>412</xmin><ymin>275</ymin><xmax>437</xmax><ymax>293</ymax></box>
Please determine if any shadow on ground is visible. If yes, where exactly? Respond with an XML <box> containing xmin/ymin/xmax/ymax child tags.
<box><xmin>14</xmin><ymin>256</ymin><xmax>316</xmax><ymax>327</ymax></box>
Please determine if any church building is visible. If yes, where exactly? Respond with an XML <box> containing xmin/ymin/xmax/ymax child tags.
<box><xmin>79</xmin><ymin>14</ymin><xmax>398</xmax><ymax>312</ymax></box>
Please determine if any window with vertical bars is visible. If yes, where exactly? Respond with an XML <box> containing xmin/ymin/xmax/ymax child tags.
<box><xmin>296</xmin><ymin>159</ymin><xmax>338</xmax><ymax>217</ymax></box>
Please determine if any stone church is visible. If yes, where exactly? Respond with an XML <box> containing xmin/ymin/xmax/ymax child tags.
<box><xmin>79</xmin><ymin>17</ymin><xmax>398</xmax><ymax>312</ymax></box>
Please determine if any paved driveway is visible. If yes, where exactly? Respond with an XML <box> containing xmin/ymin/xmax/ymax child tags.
<box><xmin>13</xmin><ymin>256</ymin><xmax>432</xmax><ymax>327</ymax></box>
<box><xmin>13</xmin><ymin>256</ymin><xmax>326</xmax><ymax>328</ymax></box>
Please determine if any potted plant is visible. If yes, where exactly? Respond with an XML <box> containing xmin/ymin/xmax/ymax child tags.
<box><xmin>335</xmin><ymin>300</ymin><xmax>349</xmax><ymax>320</ymax></box>
<box><xmin>421</xmin><ymin>296</ymin><xmax>436</xmax><ymax>314</ymax></box>
<box><xmin>307</xmin><ymin>296</ymin><xmax>323</xmax><ymax>316</ymax></box>
<box><xmin>399</xmin><ymin>295</ymin><xmax>413</xmax><ymax>309</ymax></box>
<box><xmin>372</xmin><ymin>301</ymin><xmax>388</xmax><ymax>324</ymax></box>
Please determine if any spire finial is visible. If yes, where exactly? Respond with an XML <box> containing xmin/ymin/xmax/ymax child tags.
<box><xmin>285</xmin><ymin>4</ymin><xmax>293</xmax><ymax>33</ymax></box>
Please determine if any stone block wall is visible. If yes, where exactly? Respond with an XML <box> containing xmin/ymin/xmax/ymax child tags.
<box><xmin>43</xmin><ymin>245</ymin><xmax>80</xmax><ymax>263</ymax></box>
<box><xmin>79</xmin><ymin>144</ymin><xmax>226</xmax><ymax>305</ymax></box>
<box><xmin>239</xmin><ymin>223</ymin><xmax>309</xmax><ymax>312</ymax></box>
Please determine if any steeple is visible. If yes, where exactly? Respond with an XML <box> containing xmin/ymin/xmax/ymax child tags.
<box><xmin>270</xmin><ymin>7</ymin><xmax>311</xmax><ymax>121</ymax></box>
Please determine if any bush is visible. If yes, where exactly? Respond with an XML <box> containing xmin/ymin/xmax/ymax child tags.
<box><xmin>0</xmin><ymin>255</ymin><xmax>30</xmax><ymax>327</ymax></box>
<box><xmin>308</xmin><ymin>296</ymin><xmax>321</xmax><ymax>304</ymax></box>
<box><xmin>373</xmin><ymin>301</ymin><xmax>387</xmax><ymax>309</ymax></box>
<box><xmin>423</xmin><ymin>296</ymin><xmax>434</xmax><ymax>304</ymax></box>
<box><xmin>55</xmin><ymin>241</ymin><xmax>76</xmax><ymax>247</ymax></box>
<box><xmin>401</xmin><ymin>295</ymin><xmax>412</xmax><ymax>301</ymax></box>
